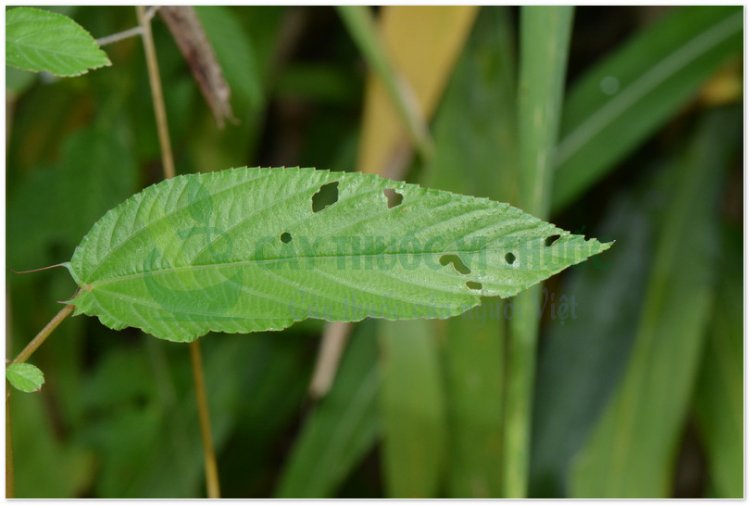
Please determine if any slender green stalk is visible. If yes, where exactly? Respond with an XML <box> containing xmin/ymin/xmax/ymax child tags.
<box><xmin>136</xmin><ymin>6</ymin><xmax>219</xmax><ymax>497</ymax></box>
<box><xmin>136</xmin><ymin>5</ymin><xmax>175</xmax><ymax>179</ymax></box>
<box><xmin>503</xmin><ymin>6</ymin><xmax>573</xmax><ymax>498</ymax></box>
<box><xmin>189</xmin><ymin>341</ymin><xmax>221</xmax><ymax>498</ymax></box>
<box><xmin>337</xmin><ymin>6</ymin><xmax>434</xmax><ymax>160</ymax></box>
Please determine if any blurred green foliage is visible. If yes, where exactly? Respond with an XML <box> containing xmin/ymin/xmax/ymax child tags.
<box><xmin>6</xmin><ymin>5</ymin><xmax>742</xmax><ymax>498</ymax></box>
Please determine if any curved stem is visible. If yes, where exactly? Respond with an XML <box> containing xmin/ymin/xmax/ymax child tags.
<box><xmin>136</xmin><ymin>6</ymin><xmax>220</xmax><ymax>497</ymax></box>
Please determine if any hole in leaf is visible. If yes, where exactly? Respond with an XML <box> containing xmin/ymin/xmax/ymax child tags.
<box><xmin>312</xmin><ymin>181</ymin><xmax>339</xmax><ymax>213</ymax></box>
<box><xmin>505</xmin><ymin>252</ymin><xmax>516</xmax><ymax>265</ymax></box>
<box><xmin>280</xmin><ymin>232</ymin><xmax>292</xmax><ymax>243</ymax></box>
<box><xmin>545</xmin><ymin>234</ymin><xmax>561</xmax><ymax>247</ymax></box>
<box><xmin>383</xmin><ymin>188</ymin><xmax>404</xmax><ymax>209</ymax></box>
<box><xmin>466</xmin><ymin>281</ymin><xmax>482</xmax><ymax>291</ymax></box>
<box><xmin>440</xmin><ymin>254</ymin><xmax>471</xmax><ymax>274</ymax></box>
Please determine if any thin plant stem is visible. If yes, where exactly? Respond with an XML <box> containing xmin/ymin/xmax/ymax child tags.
<box><xmin>136</xmin><ymin>6</ymin><xmax>220</xmax><ymax>497</ymax></box>
<box><xmin>136</xmin><ymin>5</ymin><xmax>175</xmax><ymax>179</ymax></box>
<box><xmin>189</xmin><ymin>342</ymin><xmax>221</xmax><ymax>498</ymax></box>
<box><xmin>12</xmin><ymin>303</ymin><xmax>74</xmax><ymax>365</ymax></box>
<box><xmin>96</xmin><ymin>25</ymin><xmax>143</xmax><ymax>47</ymax></box>
<box><xmin>6</xmin><ymin>390</ymin><xmax>13</xmax><ymax>498</ymax></box>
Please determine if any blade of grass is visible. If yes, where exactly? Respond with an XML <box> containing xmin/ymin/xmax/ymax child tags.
<box><xmin>530</xmin><ymin>162</ymin><xmax>670</xmax><ymax>497</ymax></box>
<box><xmin>552</xmin><ymin>6</ymin><xmax>742</xmax><ymax>212</ymax></box>
<box><xmin>379</xmin><ymin>319</ymin><xmax>446</xmax><ymax>497</ymax></box>
<box><xmin>276</xmin><ymin>321</ymin><xmax>380</xmax><ymax>497</ymax></box>
<box><xmin>422</xmin><ymin>7</ymin><xmax>516</xmax><ymax>497</ymax></box>
<box><xmin>336</xmin><ymin>6</ymin><xmax>435</xmax><ymax>161</ymax></box>
<box><xmin>571</xmin><ymin>107</ymin><xmax>740</xmax><ymax>497</ymax></box>
<box><xmin>692</xmin><ymin>226</ymin><xmax>742</xmax><ymax>498</ymax></box>
<box><xmin>504</xmin><ymin>6</ymin><xmax>573</xmax><ymax>498</ymax></box>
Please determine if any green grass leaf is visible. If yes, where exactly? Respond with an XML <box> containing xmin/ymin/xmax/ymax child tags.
<box><xmin>7</xmin><ymin>363</ymin><xmax>45</xmax><ymax>393</ymax></box>
<box><xmin>571</xmin><ymin>107</ymin><xmax>740</xmax><ymax>497</ymax></box>
<box><xmin>693</xmin><ymin>226</ymin><xmax>742</xmax><ymax>498</ymax></box>
<box><xmin>504</xmin><ymin>6</ymin><xmax>573</xmax><ymax>498</ymax></box>
<box><xmin>379</xmin><ymin>319</ymin><xmax>445</xmax><ymax>497</ymax></box>
<box><xmin>552</xmin><ymin>6</ymin><xmax>742</xmax><ymax>211</ymax></box>
<box><xmin>69</xmin><ymin>167</ymin><xmax>610</xmax><ymax>342</ymax></box>
<box><xmin>530</xmin><ymin>163</ymin><xmax>670</xmax><ymax>497</ymax></box>
<box><xmin>6</xmin><ymin>7</ymin><xmax>111</xmax><ymax>77</ymax></box>
<box><xmin>276</xmin><ymin>321</ymin><xmax>380</xmax><ymax>497</ymax></box>
<box><xmin>422</xmin><ymin>7</ymin><xmax>517</xmax><ymax>496</ymax></box>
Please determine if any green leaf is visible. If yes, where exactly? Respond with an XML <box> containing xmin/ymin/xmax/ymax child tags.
<box><xmin>571</xmin><ymin>107</ymin><xmax>740</xmax><ymax>497</ymax></box>
<box><xmin>6</xmin><ymin>7</ymin><xmax>111</xmax><ymax>77</ymax></box>
<box><xmin>379</xmin><ymin>319</ymin><xmax>446</xmax><ymax>497</ymax></box>
<box><xmin>693</xmin><ymin>226</ymin><xmax>742</xmax><ymax>498</ymax></box>
<box><xmin>552</xmin><ymin>6</ymin><xmax>742</xmax><ymax>212</ymax></box>
<box><xmin>530</xmin><ymin>162</ymin><xmax>670</xmax><ymax>497</ymax></box>
<box><xmin>277</xmin><ymin>321</ymin><xmax>380</xmax><ymax>497</ymax></box>
<box><xmin>504</xmin><ymin>6</ymin><xmax>573</xmax><ymax>498</ymax></box>
<box><xmin>69</xmin><ymin>167</ymin><xmax>610</xmax><ymax>343</ymax></box>
<box><xmin>7</xmin><ymin>363</ymin><xmax>45</xmax><ymax>393</ymax></box>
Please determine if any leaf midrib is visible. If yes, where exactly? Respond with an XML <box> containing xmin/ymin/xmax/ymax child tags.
<box><xmin>86</xmin><ymin>247</ymin><xmax>505</xmax><ymax>289</ymax></box>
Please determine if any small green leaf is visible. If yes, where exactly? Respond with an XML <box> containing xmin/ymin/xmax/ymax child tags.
<box><xmin>6</xmin><ymin>7</ymin><xmax>111</xmax><ymax>77</ymax></box>
<box><xmin>7</xmin><ymin>363</ymin><xmax>45</xmax><ymax>393</ymax></box>
<box><xmin>69</xmin><ymin>167</ymin><xmax>611</xmax><ymax>343</ymax></box>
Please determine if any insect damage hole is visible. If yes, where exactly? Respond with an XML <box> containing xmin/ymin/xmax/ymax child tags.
<box><xmin>312</xmin><ymin>181</ymin><xmax>339</xmax><ymax>213</ymax></box>
<box><xmin>505</xmin><ymin>252</ymin><xmax>516</xmax><ymax>265</ymax></box>
<box><xmin>383</xmin><ymin>188</ymin><xmax>404</xmax><ymax>209</ymax></box>
<box><xmin>545</xmin><ymin>234</ymin><xmax>561</xmax><ymax>247</ymax></box>
<box><xmin>439</xmin><ymin>254</ymin><xmax>471</xmax><ymax>274</ymax></box>
<box><xmin>280</xmin><ymin>232</ymin><xmax>292</xmax><ymax>243</ymax></box>
<box><xmin>466</xmin><ymin>281</ymin><xmax>482</xmax><ymax>291</ymax></box>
